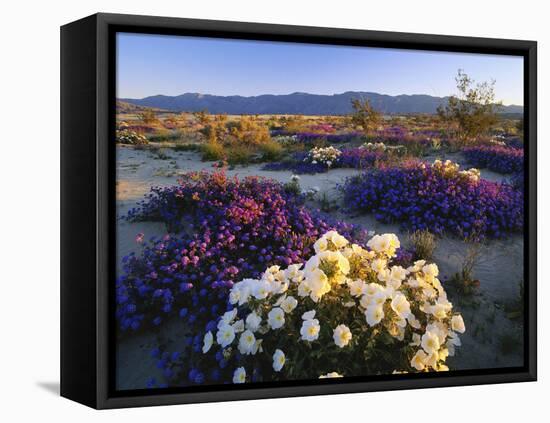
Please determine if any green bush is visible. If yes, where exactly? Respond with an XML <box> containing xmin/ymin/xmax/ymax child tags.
<box><xmin>259</xmin><ymin>140</ymin><xmax>284</xmax><ymax>161</ymax></box>
<box><xmin>201</xmin><ymin>141</ymin><xmax>225</xmax><ymax>161</ymax></box>
<box><xmin>226</xmin><ymin>144</ymin><xmax>254</xmax><ymax>165</ymax></box>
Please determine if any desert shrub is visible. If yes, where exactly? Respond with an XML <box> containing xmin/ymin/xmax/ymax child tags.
<box><xmin>449</xmin><ymin>234</ymin><xmax>485</xmax><ymax>296</ymax></box>
<box><xmin>228</xmin><ymin>116</ymin><xmax>271</xmax><ymax>146</ymax></box>
<box><xmin>173</xmin><ymin>143</ymin><xmax>201</xmax><ymax>152</ymax></box>
<box><xmin>283</xmin><ymin>175</ymin><xmax>302</xmax><ymax>196</ymax></box>
<box><xmin>350</xmin><ymin>98</ymin><xmax>381</xmax><ymax>136</ymax></box>
<box><xmin>225</xmin><ymin>144</ymin><xmax>255</xmax><ymax>165</ymax></box>
<box><xmin>152</xmin><ymin>148</ymin><xmax>171</xmax><ymax>160</ymax></box>
<box><xmin>462</xmin><ymin>145</ymin><xmax>524</xmax><ymax>174</ymax></box>
<box><xmin>201</xmin><ymin>140</ymin><xmax>225</xmax><ymax>161</ymax></box>
<box><xmin>148</xmin><ymin>130</ymin><xmax>181</xmax><ymax>143</ymax></box>
<box><xmin>199</xmin><ymin>231</ymin><xmax>465</xmax><ymax>383</ymax></box>
<box><xmin>139</xmin><ymin>108</ymin><xmax>158</xmax><ymax>124</ymax></box>
<box><xmin>259</xmin><ymin>139</ymin><xmax>284</xmax><ymax>161</ymax></box>
<box><xmin>408</xmin><ymin>229</ymin><xmax>436</xmax><ymax>260</ymax></box>
<box><xmin>342</xmin><ymin>160</ymin><xmax>523</xmax><ymax>238</ymax></box>
<box><xmin>437</xmin><ymin>70</ymin><xmax>501</xmax><ymax>145</ymax></box>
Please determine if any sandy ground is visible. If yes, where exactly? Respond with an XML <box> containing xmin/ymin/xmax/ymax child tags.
<box><xmin>116</xmin><ymin>145</ymin><xmax>524</xmax><ymax>389</ymax></box>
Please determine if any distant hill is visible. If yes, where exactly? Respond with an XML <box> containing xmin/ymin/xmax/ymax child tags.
<box><xmin>116</xmin><ymin>100</ymin><xmax>167</xmax><ymax>114</ymax></box>
<box><xmin>119</xmin><ymin>92</ymin><xmax>523</xmax><ymax>115</ymax></box>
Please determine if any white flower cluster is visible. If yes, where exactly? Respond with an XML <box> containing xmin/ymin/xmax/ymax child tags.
<box><xmin>431</xmin><ymin>159</ymin><xmax>480</xmax><ymax>183</ymax></box>
<box><xmin>203</xmin><ymin>231</ymin><xmax>465</xmax><ymax>383</ymax></box>
<box><xmin>306</xmin><ymin>146</ymin><xmax>342</xmax><ymax>168</ymax></box>
<box><xmin>116</xmin><ymin>128</ymin><xmax>148</xmax><ymax>145</ymax></box>
<box><xmin>489</xmin><ymin>138</ymin><xmax>507</xmax><ymax>146</ymax></box>
<box><xmin>362</xmin><ymin>142</ymin><xmax>387</xmax><ymax>151</ymax></box>
<box><xmin>274</xmin><ymin>135</ymin><xmax>299</xmax><ymax>145</ymax></box>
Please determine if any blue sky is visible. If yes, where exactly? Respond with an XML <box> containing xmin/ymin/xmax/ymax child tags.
<box><xmin>117</xmin><ymin>32</ymin><xmax>524</xmax><ymax>106</ymax></box>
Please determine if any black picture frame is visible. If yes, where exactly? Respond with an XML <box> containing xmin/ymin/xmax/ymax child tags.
<box><xmin>60</xmin><ymin>12</ymin><xmax>537</xmax><ymax>409</ymax></box>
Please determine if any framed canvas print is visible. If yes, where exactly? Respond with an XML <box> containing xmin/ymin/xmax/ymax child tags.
<box><xmin>60</xmin><ymin>13</ymin><xmax>537</xmax><ymax>409</ymax></box>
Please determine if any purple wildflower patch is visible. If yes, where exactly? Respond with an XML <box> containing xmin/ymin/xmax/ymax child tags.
<box><xmin>342</xmin><ymin>162</ymin><xmax>523</xmax><ymax>238</ymax></box>
<box><xmin>463</xmin><ymin>145</ymin><xmax>524</xmax><ymax>174</ymax></box>
<box><xmin>119</xmin><ymin>170</ymin><xmax>368</xmax><ymax>333</ymax></box>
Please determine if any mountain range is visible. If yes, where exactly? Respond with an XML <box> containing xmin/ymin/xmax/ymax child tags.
<box><xmin>119</xmin><ymin>91</ymin><xmax>523</xmax><ymax>115</ymax></box>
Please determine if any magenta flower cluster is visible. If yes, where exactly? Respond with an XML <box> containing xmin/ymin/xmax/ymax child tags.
<box><xmin>462</xmin><ymin>145</ymin><xmax>524</xmax><ymax>174</ymax></box>
<box><xmin>342</xmin><ymin>162</ymin><xmax>523</xmax><ymax>238</ymax></box>
<box><xmin>119</xmin><ymin>171</ymin><xmax>367</xmax><ymax>332</ymax></box>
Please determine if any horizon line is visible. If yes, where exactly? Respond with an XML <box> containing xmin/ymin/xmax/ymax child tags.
<box><xmin>118</xmin><ymin>90</ymin><xmax>523</xmax><ymax>107</ymax></box>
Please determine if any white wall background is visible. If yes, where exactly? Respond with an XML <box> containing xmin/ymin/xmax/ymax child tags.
<box><xmin>1</xmin><ymin>0</ymin><xmax>546</xmax><ymax>420</ymax></box>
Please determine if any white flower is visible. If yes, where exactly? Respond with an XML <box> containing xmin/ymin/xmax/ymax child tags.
<box><xmin>430</xmin><ymin>301</ymin><xmax>451</xmax><ymax>319</ymax></box>
<box><xmin>367</xmin><ymin>234</ymin><xmax>400</xmax><ymax>257</ymax></box>
<box><xmin>426</xmin><ymin>322</ymin><xmax>449</xmax><ymax>344</ymax></box>
<box><xmin>252</xmin><ymin>279</ymin><xmax>271</xmax><ymax>299</ymax></box>
<box><xmin>408</xmin><ymin>259</ymin><xmax>426</xmax><ymax>272</ymax></box>
<box><xmin>318</xmin><ymin>250</ymin><xmax>351</xmax><ymax>275</ymax></box>
<box><xmin>202</xmin><ymin>331</ymin><xmax>213</xmax><ymax>353</ymax></box>
<box><xmin>232</xmin><ymin>367</ymin><xmax>246</xmax><ymax>384</ymax></box>
<box><xmin>302</xmin><ymin>310</ymin><xmax>316</xmax><ymax>320</ymax></box>
<box><xmin>245</xmin><ymin>312</ymin><xmax>262</xmax><ymax>332</ymax></box>
<box><xmin>333</xmin><ymin>324</ymin><xmax>352</xmax><ymax>348</ymax></box>
<box><xmin>272</xmin><ymin>349</ymin><xmax>286</xmax><ymax>372</ymax></box>
<box><xmin>285</xmin><ymin>264</ymin><xmax>304</xmax><ymax>283</ymax></box>
<box><xmin>238</xmin><ymin>330</ymin><xmax>256</xmax><ymax>355</ymax></box>
<box><xmin>252</xmin><ymin>339</ymin><xmax>263</xmax><ymax>355</ymax></box>
<box><xmin>422</xmin><ymin>263</ymin><xmax>439</xmax><ymax>280</ymax></box>
<box><xmin>314</xmin><ymin>236</ymin><xmax>328</xmax><ymax>253</ymax></box>
<box><xmin>410</xmin><ymin>333</ymin><xmax>422</xmax><ymax>346</ymax></box>
<box><xmin>411</xmin><ymin>349</ymin><xmax>428</xmax><ymax>370</ymax></box>
<box><xmin>305</xmin><ymin>268</ymin><xmax>330</xmax><ymax>302</ymax></box>
<box><xmin>300</xmin><ymin>318</ymin><xmax>320</xmax><ymax>341</ymax></box>
<box><xmin>371</xmin><ymin>258</ymin><xmax>387</xmax><ymax>273</ymax></box>
<box><xmin>216</xmin><ymin>324</ymin><xmax>236</xmax><ymax>348</ymax></box>
<box><xmin>232</xmin><ymin>319</ymin><xmax>244</xmax><ymax>333</ymax></box>
<box><xmin>319</xmin><ymin>372</ymin><xmax>343</xmax><ymax>378</ymax></box>
<box><xmin>390</xmin><ymin>293</ymin><xmax>411</xmax><ymax>319</ymax></box>
<box><xmin>228</xmin><ymin>289</ymin><xmax>241</xmax><ymax>306</ymax></box>
<box><xmin>364</xmin><ymin>282</ymin><xmax>385</xmax><ymax>297</ymax></box>
<box><xmin>218</xmin><ymin>308</ymin><xmax>238</xmax><ymax>328</ymax></box>
<box><xmin>267</xmin><ymin>307</ymin><xmax>285</xmax><ymax>329</ymax></box>
<box><xmin>451</xmin><ymin>315</ymin><xmax>466</xmax><ymax>333</ymax></box>
<box><xmin>388</xmin><ymin>266</ymin><xmax>408</xmax><ymax>289</ymax></box>
<box><xmin>281</xmin><ymin>296</ymin><xmax>298</xmax><ymax>313</ymax></box>
<box><xmin>328</xmin><ymin>231</ymin><xmax>349</xmax><ymax>249</ymax></box>
<box><xmin>348</xmin><ymin>279</ymin><xmax>366</xmax><ymax>297</ymax></box>
<box><xmin>365</xmin><ymin>305</ymin><xmax>384</xmax><ymax>326</ymax></box>
<box><xmin>407</xmin><ymin>315</ymin><xmax>421</xmax><ymax>329</ymax></box>
<box><xmin>229</xmin><ymin>280</ymin><xmax>253</xmax><ymax>306</ymax></box>
<box><xmin>421</xmin><ymin>330</ymin><xmax>440</xmax><ymax>354</ymax></box>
